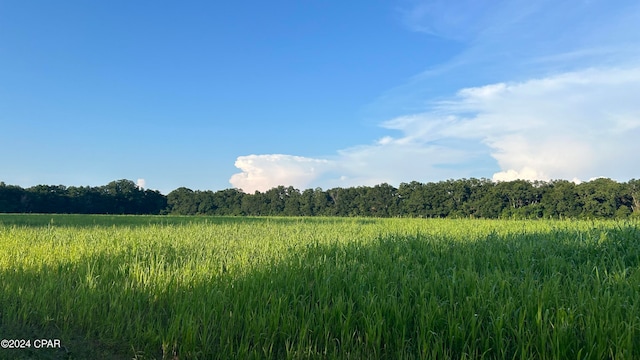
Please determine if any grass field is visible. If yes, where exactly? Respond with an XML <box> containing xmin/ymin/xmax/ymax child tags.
<box><xmin>1</xmin><ymin>214</ymin><xmax>639</xmax><ymax>359</ymax></box>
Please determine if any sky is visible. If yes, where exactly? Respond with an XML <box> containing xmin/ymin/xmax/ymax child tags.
<box><xmin>1</xmin><ymin>0</ymin><xmax>639</xmax><ymax>194</ymax></box>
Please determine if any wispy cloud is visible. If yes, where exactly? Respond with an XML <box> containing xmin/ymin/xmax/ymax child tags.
<box><xmin>396</xmin><ymin>0</ymin><xmax>640</xmax><ymax>83</ymax></box>
<box><xmin>398</xmin><ymin>0</ymin><xmax>514</xmax><ymax>40</ymax></box>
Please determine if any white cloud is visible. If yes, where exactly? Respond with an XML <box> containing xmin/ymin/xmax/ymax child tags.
<box><xmin>230</xmin><ymin>121</ymin><xmax>484</xmax><ymax>192</ymax></box>
<box><xmin>229</xmin><ymin>154</ymin><xmax>333</xmax><ymax>193</ymax></box>
<box><xmin>136</xmin><ymin>178</ymin><xmax>146</xmax><ymax>189</ymax></box>
<box><xmin>377</xmin><ymin>136</ymin><xmax>394</xmax><ymax>145</ymax></box>
<box><xmin>230</xmin><ymin>66</ymin><xmax>640</xmax><ymax>191</ymax></box>
<box><xmin>332</xmin><ymin>141</ymin><xmax>472</xmax><ymax>188</ymax></box>
<box><xmin>493</xmin><ymin>168</ymin><xmax>547</xmax><ymax>182</ymax></box>
<box><xmin>230</xmin><ymin>141</ymin><xmax>477</xmax><ymax>193</ymax></box>
<box><xmin>432</xmin><ymin>67</ymin><xmax>640</xmax><ymax>182</ymax></box>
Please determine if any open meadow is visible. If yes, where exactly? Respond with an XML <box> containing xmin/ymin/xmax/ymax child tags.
<box><xmin>1</xmin><ymin>214</ymin><xmax>639</xmax><ymax>359</ymax></box>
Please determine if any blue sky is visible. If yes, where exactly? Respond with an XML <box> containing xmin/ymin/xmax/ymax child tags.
<box><xmin>2</xmin><ymin>1</ymin><xmax>639</xmax><ymax>194</ymax></box>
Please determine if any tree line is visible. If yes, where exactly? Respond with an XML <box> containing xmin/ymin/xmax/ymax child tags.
<box><xmin>166</xmin><ymin>178</ymin><xmax>640</xmax><ymax>219</ymax></box>
<box><xmin>0</xmin><ymin>179</ymin><xmax>167</xmax><ymax>215</ymax></box>
<box><xmin>3</xmin><ymin>177</ymin><xmax>638</xmax><ymax>219</ymax></box>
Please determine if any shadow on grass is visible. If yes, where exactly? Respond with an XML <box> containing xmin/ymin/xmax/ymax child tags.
<box><xmin>2</xmin><ymin>223</ymin><xmax>640</xmax><ymax>359</ymax></box>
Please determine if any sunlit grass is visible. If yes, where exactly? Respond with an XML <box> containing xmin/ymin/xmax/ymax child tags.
<box><xmin>1</xmin><ymin>216</ymin><xmax>639</xmax><ymax>359</ymax></box>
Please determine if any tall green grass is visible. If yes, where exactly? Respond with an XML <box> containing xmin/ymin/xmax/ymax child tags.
<box><xmin>1</xmin><ymin>216</ymin><xmax>639</xmax><ymax>359</ymax></box>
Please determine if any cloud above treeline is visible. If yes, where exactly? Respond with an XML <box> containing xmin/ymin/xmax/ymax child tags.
<box><xmin>230</xmin><ymin>66</ymin><xmax>640</xmax><ymax>193</ymax></box>
<box><xmin>424</xmin><ymin>67</ymin><xmax>640</xmax><ymax>182</ymax></box>
<box><xmin>228</xmin><ymin>1</ymin><xmax>640</xmax><ymax>193</ymax></box>
<box><xmin>230</xmin><ymin>155</ymin><xmax>334</xmax><ymax>193</ymax></box>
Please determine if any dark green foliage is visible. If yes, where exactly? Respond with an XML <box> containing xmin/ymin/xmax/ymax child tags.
<box><xmin>164</xmin><ymin>177</ymin><xmax>640</xmax><ymax>219</ymax></box>
<box><xmin>0</xmin><ymin>180</ymin><xmax>166</xmax><ymax>215</ymax></box>
<box><xmin>2</xmin><ymin>178</ymin><xmax>640</xmax><ymax>218</ymax></box>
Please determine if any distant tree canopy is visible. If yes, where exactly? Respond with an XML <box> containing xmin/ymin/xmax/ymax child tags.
<box><xmin>0</xmin><ymin>180</ymin><xmax>166</xmax><ymax>215</ymax></box>
<box><xmin>1</xmin><ymin>178</ymin><xmax>640</xmax><ymax>219</ymax></box>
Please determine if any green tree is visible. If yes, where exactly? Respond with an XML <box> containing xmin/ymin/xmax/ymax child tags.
<box><xmin>101</xmin><ymin>179</ymin><xmax>145</xmax><ymax>214</ymax></box>
<box><xmin>540</xmin><ymin>180</ymin><xmax>580</xmax><ymax>218</ymax></box>
<box><xmin>241</xmin><ymin>191</ymin><xmax>266</xmax><ymax>215</ymax></box>
<box><xmin>461</xmin><ymin>178</ymin><xmax>494</xmax><ymax>218</ymax></box>
<box><xmin>623</xmin><ymin>179</ymin><xmax>640</xmax><ymax>216</ymax></box>
<box><xmin>326</xmin><ymin>187</ymin><xmax>360</xmax><ymax>216</ymax></box>
<box><xmin>475</xmin><ymin>183</ymin><xmax>507</xmax><ymax>218</ymax></box>
<box><xmin>576</xmin><ymin>178</ymin><xmax>620</xmax><ymax>218</ymax></box>
<box><xmin>364</xmin><ymin>183</ymin><xmax>399</xmax><ymax>217</ymax></box>
<box><xmin>212</xmin><ymin>188</ymin><xmax>244</xmax><ymax>215</ymax></box>
<box><xmin>398</xmin><ymin>181</ymin><xmax>426</xmax><ymax>217</ymax></box>
<box><xmin>282</xmin><ymin>186</ymin><xmax>301</xmax><ymax>216</ymax></box>
<box><xmin>496</xmin><ymin>180</ymin><xmax>542</xmax><ymax>219</ymax></box>
<box><xmin>196</xmin><ymin>191</ymin><xmax>217</xmax><ymax>215</ymax></box>
<box><xmin>312</xmin><ymin>188</ymin><xmax>330</xmax><ymax>216</ymax></box>
<box><xmin>141</xmin><ymin>189</ymin><xmax>167</xmax><ymax>215</ymax></box>
<box><xmin>0</xmin><ymin>182</ymin><xmax>26</xmax><ymax>213</ymax></box>
<box><xmin>299</xmin><ymin>189</ymin><xmax>314</xmax><ymax>216</ymax></box>
<box><xmin>166</xmin><ymin>187</ymin><xmax>199</xmax><ymax>215</ymax></box>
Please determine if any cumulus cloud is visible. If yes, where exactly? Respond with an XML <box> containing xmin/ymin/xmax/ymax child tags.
<box><xmin>230</xmin><ymin>142</ymin><xmax>477</xmax><ymax>193</ymax></box>
<box><xmin>492</xmin><ymin>167</ymin><xmax>547</xmax><ymax>183</ymax></box>
<box><xmin>136</xmin><ymin>178</ymin><xmax>146</xmax><ymax>189</ymax></box>
<box><xmin>230</xmin><ymin>120</ymin><xmax>486</xmax><ymax>192</ymax></box>
<box><xmin>229</xmin><ymin>154</ymin><xmax>334</xmax><ymax>193</ymax></box>
<box><xmin>230</xmin><ymin>66</ymin><xmax>640</xmax><ymax>192</ymax></box>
